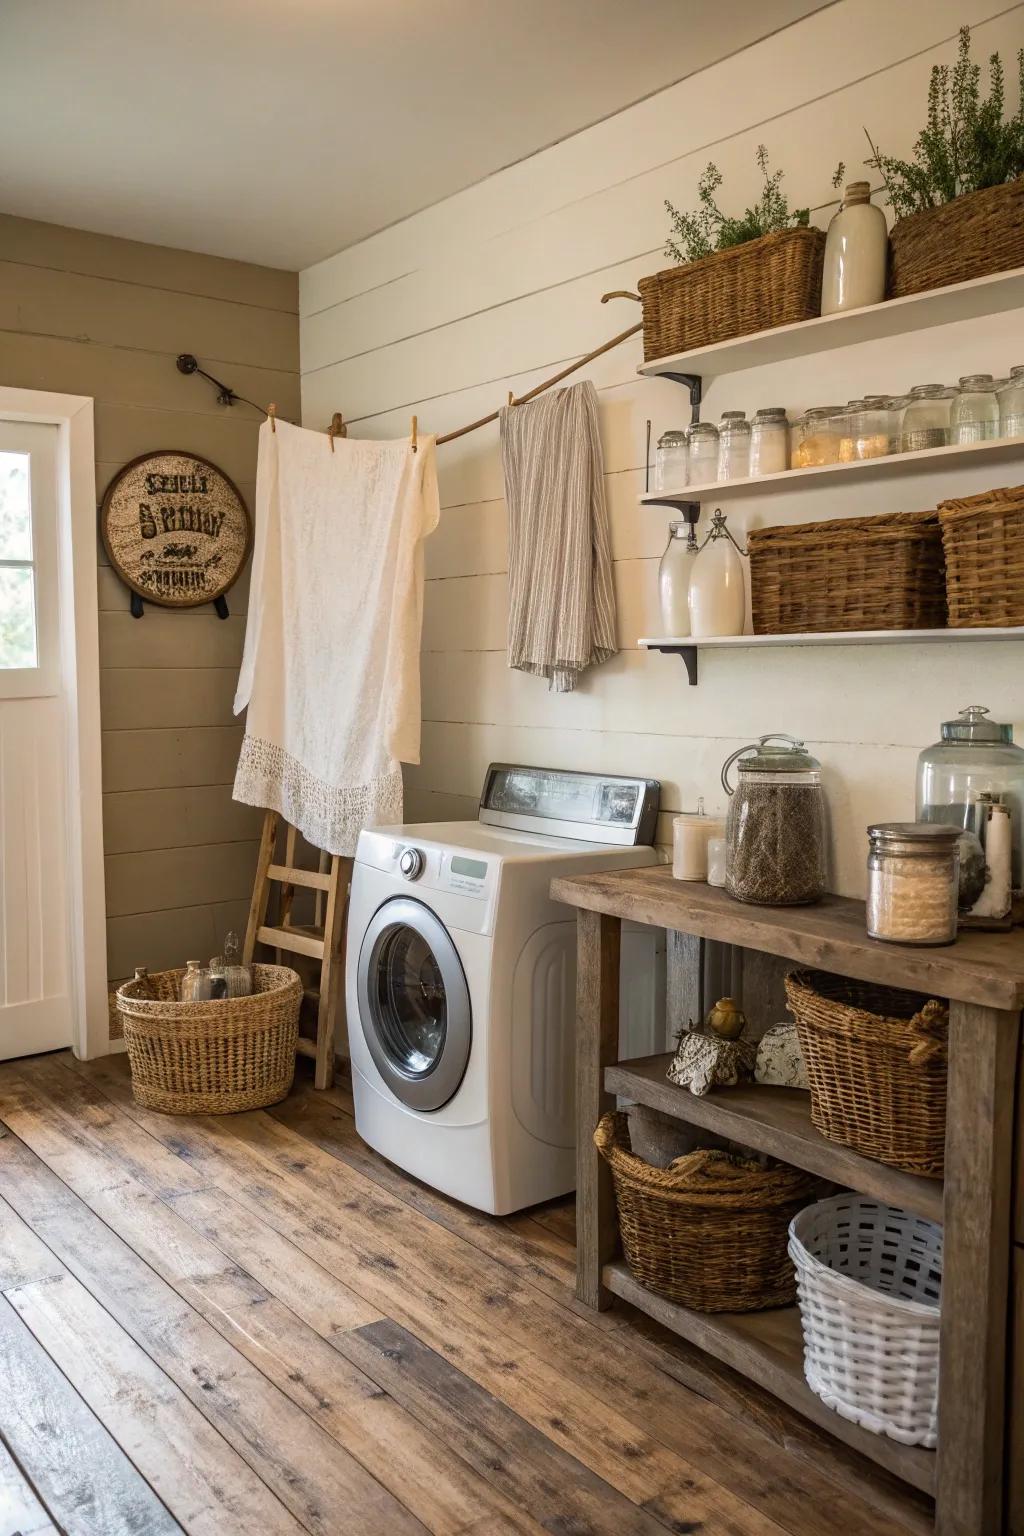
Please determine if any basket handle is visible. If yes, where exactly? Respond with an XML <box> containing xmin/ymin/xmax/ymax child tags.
<box><xmin>906</xmin><ymin>999</ymin><xmax>949</xmax><ymax>1067</ymax></box>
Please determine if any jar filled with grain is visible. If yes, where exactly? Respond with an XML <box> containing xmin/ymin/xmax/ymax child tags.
<box><xmin>722</xmin><ymin>735</ymin><xmax>828</xmax><ymax>906</ymax></box>
<box><xmin>866</xmin><ymin>823</ymin><xmax>960</xmax><ymax>946</ymax></box>
<box><xmin>791</xmin><ymin>406</ymin><xmax>843</xmax><ymax>468</ymax></box>
<box><xmin>839</xmin><ymin>397</ymin><xmax>898</xmax><ymax>460</ymax></box>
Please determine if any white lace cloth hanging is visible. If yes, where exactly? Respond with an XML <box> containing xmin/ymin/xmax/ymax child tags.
<box><xmin>233</xmin><ymin>418</ymin><xmax>439</xmax><ymax>854</ymax></box>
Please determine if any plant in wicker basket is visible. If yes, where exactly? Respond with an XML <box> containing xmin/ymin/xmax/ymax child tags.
<box><xmin>664</xmin><ymin>145</ymin><xmax>810</xmax><ymax>264</ymax></box>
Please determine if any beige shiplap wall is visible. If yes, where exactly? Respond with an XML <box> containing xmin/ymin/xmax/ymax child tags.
<box><xmin>301</xmin><ymin>0</ymin><xmax>1024</xmax><ymax>897</ymax></box>
<box><xmin>0</xmin><ymin>213</ymin><xmax>300</xmax><ymax>994</ymax></box>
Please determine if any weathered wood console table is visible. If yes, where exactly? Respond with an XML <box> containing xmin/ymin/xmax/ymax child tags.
<box><xmin>550</xmin><ymin>865</ymin><xmax>1024</xmax><ymax>1536</ymax></box>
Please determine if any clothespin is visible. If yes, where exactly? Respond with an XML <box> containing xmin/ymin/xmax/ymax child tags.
<box><xmin>327</xmin><ymin>411</ymin><xmax>346</xmax><ymax>452</ymax></box>
<box><xmin>507</xmin><ymin>391</ymin><xmax>515</xmax><ymax>408</ymax></box>
<box><xmin>267</xmin><ymin>402</ymin><xmax>277</xmax><ymax>433</ymax></box>
<box><xmin>411</xmin><ymin>415</ymin><xmax>418</xmax><ymax>453</ymax></box>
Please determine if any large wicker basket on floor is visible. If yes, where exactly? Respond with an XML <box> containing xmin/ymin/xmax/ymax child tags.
<box><xmin>115</xmin><ymin>964</ymin><xmax>302</xmax><ymax>1114</ymax></box>
<box><xmin>594</xmin><ymin>1111</ymin><xmax>817</xmax><ymax>1312</ymax></box>
<box><xmin>938</xmin><ymin>482</ymin><xmax>1024</xmax><ymax>628</ymax></box>
<box><xmin>888</xmin><ymin>178</ymin><xmax>1024</xmax><ymax>298</ymax></box>
<box><xmin>785</xmin><ymin>971</ymin><xmax>948</xmax><ymax>1178</ymax></box>
<box><xmin>638</xmin><ymin>226</ymin><xmax>826</xmax><ymax>362</ymax></box>
<box><xmin>748</xmin><ymin>510</ymin><xmax>947</xmax><ymax>634</ymax></box>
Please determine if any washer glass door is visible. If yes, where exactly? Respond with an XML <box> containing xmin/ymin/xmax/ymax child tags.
<box><xmin>357</xmin><ymin>897</ymin><xmax>471</xmax><ymax>1111</ymax></box>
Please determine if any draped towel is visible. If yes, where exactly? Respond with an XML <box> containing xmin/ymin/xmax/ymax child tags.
<box><xmin>500</xmin><ymin>380</ymin><xmax>617</xmax><ymax>692</ymax></box>
<box><xmin>233</xmin><ymin>418</ymin><xmax>439</xmax><ymax>855</ymax></box>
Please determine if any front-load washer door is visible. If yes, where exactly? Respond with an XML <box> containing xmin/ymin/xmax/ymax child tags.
<box><xmin>357</xmin><ymin>897</ymin><xmax>472</xmax><ymax>1112</ymax></box>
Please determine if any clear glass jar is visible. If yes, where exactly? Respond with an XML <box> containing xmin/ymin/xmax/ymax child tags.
<box><xmin>749</xmin><ymin>408</ymin><xmax>789</xmax><ymax>476</ymax></box>
<box><xmin>654</xmin><ymin>429</ymin><xmax>688</xmax><ymax>493</ymax></box>
<box><xmin>839</xmin><ymin>397</ymin><xmax>898</xmax><ymax>461</ymax></box>
<box><xmin>722</xmin><ymin>734</ymin><xmax>828</xmax><ymax>905</ymax></box>
<box><xmin>916</xmin><ymin>704</ymin><xmax>1024</xmax><ymax>888</ymax></box>
<box><xmin>900</xmin><ymin>384</ymin><xmax>954</xmax><ymax>453</ymax></box>
<box><xmin>951</xmin><ymin>374</ymin><xmax>999</xmax><ymax>444</ymax></box>
<box><xmin>791</xmin><ymin>406</ymin><xmax>842</xmax><ymax>468</ymax></box>
<box><xmin>658</xmin><ymin>520</ymin><xmax>698</xmax><ymax>636</ymax></box>
<box><xmin>180</xmin><ymin>959</ymin><xmax>212</xmax><ymax>1001</ymax></box>
<box><xmin>686</xmin><ymin>420</ymin><xmax>719</xmax><ymax>483</ymax></box>
<box><xmin>211</xmin><ymin>930</ymin><xmax>252</xmax><ymax>997</ymax></box>
<box><xmin>998</xmin><ymin>364</ymin><xmax>1024</xmax><ymax>439</ymax></box>
<box><xmin>717</xmin><ymin>412</ymin><xmax>751</xmax><ymax>481</ymax></box>
<box><xmin>866</xmin><ymin>822</ymin><xmax>960</xmax><ymax>946</ymax></box>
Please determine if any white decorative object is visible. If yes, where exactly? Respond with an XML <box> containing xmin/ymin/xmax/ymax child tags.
<box><xmin>666</xmin><ymin>1031</ymin><xmax>755</xmax><ymax>1096</ymax></box>
<box><xmin>754</xmin><ymin>1022</ymin><xmax>808</xmax><ymax>1088</ymax></box>
<box><xmin>658</xmin><ymin>520</ymin><xmax>697</xmax><ymax>636</ymax></box>
<box><xmin>820</xmin><ymin>181</ymin><xmax>888</xmax><ymax>316</ymax></box>
<box><xmin>789</xmin><ymin>1195</ymin><xmax>942</xmax><ymax>1448</ymax></box>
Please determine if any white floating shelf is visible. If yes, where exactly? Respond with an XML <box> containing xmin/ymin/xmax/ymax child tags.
<box><xmin>640</xmin><ymin>627</ymin><xmax>1024</xmax><ymax>651</ymax></box>
<box><xmin>637</xmin><ymin>266</ymin><xmax>1024</xmax><ymax>381</ymax></box>
<box><xmin>639</xmin><ymin>434</ymin><xmax>1024</xmax><ymax>506</ymax></box>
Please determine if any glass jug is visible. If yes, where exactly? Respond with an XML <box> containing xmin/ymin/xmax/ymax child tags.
<box><xmin>916</xmin><ymin>705</ymin><xmax>1024</xmax><ymax>888</ymax></box>
<box><xmin>722</xmin><ymin>734</ymin><xmax>828</xmax><ymax>905</ymax></box>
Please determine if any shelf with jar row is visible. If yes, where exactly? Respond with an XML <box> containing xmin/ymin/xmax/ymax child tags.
<box><xmin>639</xmin><ymin>432</ymin><xmax>1024</xmax><ymax>507</ymax></box>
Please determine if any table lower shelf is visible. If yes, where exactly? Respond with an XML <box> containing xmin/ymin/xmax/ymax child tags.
<box><xmin>604</xmin><ymin>1259</ymin><xmax>936</xmax><ymax>1495</ymax></box>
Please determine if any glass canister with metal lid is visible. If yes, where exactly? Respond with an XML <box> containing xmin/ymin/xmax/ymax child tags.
<box><xmin>866</xmin><ymin>823</ymin><xmax>960</xmax><ymax>945</ymax></box>
<box><xmin>722</xmin><ymin>734</ymin><xmax>829</xmax><ymax>905</ymax></box>
<box><xmin>916</xmin><ymin>704</ymin><xmax>1024</xmax><ymax>888</ymax></box>
<box><xmin>654</xmin><ymin>430</ymin><xmax>689</xmax><ymax>493</ymax></box>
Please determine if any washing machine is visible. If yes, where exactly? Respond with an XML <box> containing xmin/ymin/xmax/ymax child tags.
<box><xmin>346</xmin><ymin>763</ymin><xmax>663</xmax><ymax>1214</ymax></box>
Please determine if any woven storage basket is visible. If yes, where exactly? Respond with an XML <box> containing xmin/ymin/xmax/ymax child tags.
<box><xmin>888</xmin><ymin>178</ymin><xmax>1024</xmax><ymax>298</ymax></box>
<box><xmin>748</xmin><ymin>510</ymin><xmax>947</xmax><ymax>635</ymax></box>
<box><xmin>938</xmin><ymin>482</ymin><xmax>1024</xmax><ymax>628</ymax></box>
<box><xmin>789</xmin><ymin>1194</ymin><xmax>942</xmax><ymax>1447</ymax></box>
<box><xmin>594</xmin><ymin>1110</ymin><xmax>817</xmax><ymax>1312</ymax></box>
<box><xmin>785</xmin><ymin>970</ymin><xmax>947</xmax><ymax>1178</ymax></box>
<box><xmin>115</xmin><ymin>964</ymin><xmax>302</xmax><ymax>1114</ymax></box>
<box><xmin>638</xmin><ymin>227</ymin><xmax>825</xmax><ymax>362</ymax></box>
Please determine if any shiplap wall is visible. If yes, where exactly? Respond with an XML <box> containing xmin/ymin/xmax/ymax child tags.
<box><xmin>301</xmin><ymin>0</ymin><xmax>1024</xmax><ymax>898</ymax></box>
<box><xmin>0</xmin><ymin>214</ymin><xmax>300</xmax><ymax>1000</ymax></box>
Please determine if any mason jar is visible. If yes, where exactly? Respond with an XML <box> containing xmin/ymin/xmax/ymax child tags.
<box><xmin>791</xmin><ymin>407</ymin><xmax>842</xmax><ymax>468</ymax></box>
<box><xmin>998</xmin><ymin>365</ymin><xmax>1024</xmax><ymax>439</ymax></box>
<box><xmin>717</xmin><ymin>411</ymin><xmax>751</xmax><ymax>481</ymax></box>
<box><xmin>749</xmin><ymin>407</ymin><xmax>789</xmax><ymax>476</ymax></box>
<box><xmin>687</xmin><ymin>420</ymin><xmax>719</xmax><ymax>483</ymax></box>
<box><xmin>866</xmin><ymin>823</ymin><xmax>960</xmax><ymax>946</ymax></box>
<box><xmin>951</xmin><ymin>374</ymin><xmax>999</xmax><ymax>444</ymax></box>
<box><xmin>654</xmin><ymin>429</ymin><xmax>688</xmax><ymax>493</ymax></box>
<box><xmin>900</xmin><ymin>384</ymin><xmax>954</xmax><ymax>452</ymax></box>
<box><xmin>839</xmin><ymin>397</ymin><xmax>898</xmax><ymax>461</ymax></box>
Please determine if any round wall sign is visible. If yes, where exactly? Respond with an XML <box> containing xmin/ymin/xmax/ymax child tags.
<box><xmin>100</xmin><ymin>451</ymin><xmax>252</xmax><ymax>611</ymax></box>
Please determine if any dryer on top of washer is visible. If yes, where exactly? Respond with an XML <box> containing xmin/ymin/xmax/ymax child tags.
<box><xmin>345</xmin><ymin>765</ymin><xmax>664</xmax><ymax>1214</ymax></box>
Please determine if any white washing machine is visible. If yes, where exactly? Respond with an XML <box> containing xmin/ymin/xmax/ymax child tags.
<box><xmin>346</xmin><ymin>763</ymin><xmax>663</xmax><ymax>1214</ymax></box>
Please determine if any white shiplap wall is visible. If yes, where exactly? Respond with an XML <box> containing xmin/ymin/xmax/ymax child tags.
<box><xmin>300</xmin><ymin>0</ymin><xmax>1024</xmax><ymax>898</ymax></box>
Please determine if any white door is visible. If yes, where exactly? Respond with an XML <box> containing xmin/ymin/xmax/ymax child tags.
<box><xmin>0</xmin><ymin>420</ymin><xmax>73</xmax><ymax>1059</ymax></box>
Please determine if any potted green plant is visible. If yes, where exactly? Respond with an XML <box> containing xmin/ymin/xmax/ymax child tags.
<box><xmin>639</xmin><ymin>146</ymin><xmax>825</xmax><ymax>361</ymax></box>
<box><xmin>864</xmin><ymin>26</ymin><xmax>1024</xmax><ymax>297</ymax></box>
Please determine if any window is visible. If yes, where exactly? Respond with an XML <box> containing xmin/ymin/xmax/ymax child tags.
<box><xmin>0</xmin><ymin>450</ymin><xmax>38</xmax><ymax>669</ymax></box>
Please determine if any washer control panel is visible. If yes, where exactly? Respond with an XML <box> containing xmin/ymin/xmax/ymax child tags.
<box><xmin>398</xmin><ymin>847</ymin><xmax>424</xmax><ymax>880</ymax></box>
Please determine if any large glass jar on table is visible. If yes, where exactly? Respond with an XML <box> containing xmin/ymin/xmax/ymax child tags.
<box><xmin>721</xmin><ymin>735</ymin><xmax>828</xmax><ymax>905</ymax></box>
<box><xmin>917</xmin><ymin>705</ymin><xmax>1024</xmax><ymax>890</ymax></box>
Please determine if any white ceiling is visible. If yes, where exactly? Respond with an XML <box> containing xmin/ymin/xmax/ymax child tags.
<box><xmin>1</xmin><ymin>0</ymin><xmax>829</xmax><ymax>272</ymax></box>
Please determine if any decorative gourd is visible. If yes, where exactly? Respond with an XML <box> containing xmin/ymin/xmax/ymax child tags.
<box><xmin>706</xmin><ymin>997</ymin><xmax>747</xmax><ymax>1040</ymax></box>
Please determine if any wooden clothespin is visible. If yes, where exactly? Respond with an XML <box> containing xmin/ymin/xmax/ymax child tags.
<box><xmin>327</xmin><ymin>411</ymin><xmax>346</xmax><ymax>452</ymax></box>
<box><xmin>507</xmin><ymin>391</ymin><xmax>515</xmax><ymax>407</ymax></box>
<box><xmin>267</xmin><ymin>402</ymin><xmax>277</xmax><ymax>434</ymax></box>
<box><xmin>411</xmin><ymin>415</ymin><xmax>418</xmax><ymax>453</ymax></box>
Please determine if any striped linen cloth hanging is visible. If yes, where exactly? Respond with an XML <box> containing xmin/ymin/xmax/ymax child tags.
<box><xmin>499</xmin><ymin>380</ymin><xmax>617</xmax><ymax>692</ymax></box>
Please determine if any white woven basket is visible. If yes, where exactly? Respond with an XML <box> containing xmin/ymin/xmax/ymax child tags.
<box><xmin>788</xmin><ymin>1194</ymin><xmax>942</xmax><ymax>1448</ymax></box>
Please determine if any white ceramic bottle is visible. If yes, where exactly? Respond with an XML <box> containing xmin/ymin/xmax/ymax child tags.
<box><xmin>820</xmin><ymin>181</ymin><xmax>888</xmax><ymax>316</ymax></box>
<box><xmin>687</xmin><ymin>511</ymin><xmax>746</xmax><ymax>638</ymax></box>
<box><xmin>658</xmin><ymin>520</ymin><xmax>698</xmax><ymax>635</ymax></box>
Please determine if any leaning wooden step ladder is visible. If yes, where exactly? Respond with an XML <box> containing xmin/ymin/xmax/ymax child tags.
<box><xmin>242</xmin><ymin>810</ymin><xmax>351</xmax><ymax>1089</ymax></box>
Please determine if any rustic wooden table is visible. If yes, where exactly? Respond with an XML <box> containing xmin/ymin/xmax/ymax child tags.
<box><xmin>551</xmin><ymin>865</ymin><xmax>1024</xmax><ymax>1536</ymax></box>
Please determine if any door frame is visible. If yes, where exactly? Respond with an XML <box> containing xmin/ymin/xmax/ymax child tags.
<box><xmin>0</xmin><ymin>385</ymin><xmax>107</xmax><ymax>1059</ymax></box>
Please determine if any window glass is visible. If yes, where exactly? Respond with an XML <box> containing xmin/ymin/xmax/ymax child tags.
<box><xmin>0</xmin><ymin>452</ymin><xmax>32</xmax><ymax>560</ymax></box>
<box><xmin>0</xmin><ymin>566</ymin><xmax>37</xmax><ymax>669</ymax></box>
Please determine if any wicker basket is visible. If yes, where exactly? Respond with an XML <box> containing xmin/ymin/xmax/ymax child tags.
<box><xmin>789</xmin><ymin>1195</ymin><xmax>942</xmax><ymax>1447</ymax></box>
<box><xmin>748</xmin><ymin>510</ymin><xmax>947</xmax><ymax>635</ymax></box>
<box><xmin>888</xmin><ymin>178</ymin><xmax>1024</xmax><ymax>299</ymax></box>
<box><xmin>938</xmin><ymin>482</ymin><xmax>1024</xmax><ymax>628</ymax></box>
<box><xmin>785</xmin><ymin>970</ymin><xmax>947</xmax><ymax>1178</ymax></box>
<box><xmin>115</xmin><ymin>964</ymin><xmax>302</xmax><ymax>1114</ymax></box>
<box><xmin>594</xmin><ymin>1111</ymin><xmax>817</xmax><ymax>1312</ymax></box>
<box><xmin>638</xmin><ymin>227</ymin><xmax>826</xmax><ymax>362</ymax></box>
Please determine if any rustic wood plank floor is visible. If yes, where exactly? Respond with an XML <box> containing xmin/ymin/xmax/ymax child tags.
<box><xmin>0</xmin><ymin>1051</ymin><xmax>934</xmax><ymax>1536</ymax></box>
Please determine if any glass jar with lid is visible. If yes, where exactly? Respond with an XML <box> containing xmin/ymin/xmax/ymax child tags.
<box><xmin>950</xmin><ymin>374</ymin><xmax>999</xmax><ymax>443</ymax></box>
<box><xmin>749</xmin><ymin>407</ymin><xmax>789</xmax><ymax>476</ymax></box>
<box><xmin>998</xmin><ymin>365</ymin><xmax>1024</xmax><ymax>439</ymax></box>
<box><xmin>900</xmin><ymin>384</ymin><xmax>954</xmax><ymax>452</ymax></box>
<box><xmin>791</xmin><ymin>407</ymin><xmax>842</xmax><ymax>468</ymax></box>
<box><xmin>721</xmin><ymin>734</ymin><xmax>828</xmax><ymax>905</ymax></box>
<box><xmin>866</xmin><ymin>823</ymin><xmax>960</xmax><ymax>946</ymax></box>
<box><xmin>654</xmin><ymin>429</ymin><xmax>688</xmax><ymax>493</ymax></box>
<box><xmin>687</xmin><ymin>420</ymin><xmax>719</xmax><ymax>483</ymax></box>
<box><xmin>839</xmin><ymin>397</ymin><xmax>898</xmax><ymax>461</ymax></box>
<box><xmin>658</xmin><ymin>519</ymin><xmax>698</xmax><ymax>635</ymax></box>
<box><xmin>916</xmin><ymin>704</ymin><xmax>1024</xmax><ymax>888</ymax></box>
<box><xmin>717</xmin><ymin>411</ymin><xmax>751</xmax><ymax>481</ymax></box>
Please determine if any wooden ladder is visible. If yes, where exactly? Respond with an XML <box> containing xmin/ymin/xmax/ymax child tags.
<box><xmin>242</xmin><ymin>810</ymin><xmax>352</xmax><ymax>1089</ymax></box>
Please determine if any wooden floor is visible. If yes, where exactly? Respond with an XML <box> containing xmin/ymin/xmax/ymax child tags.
<box><xmin>0</xmin><ymin>1052</ymin><xmax>934</xmax><ymax>1536</ymax></box>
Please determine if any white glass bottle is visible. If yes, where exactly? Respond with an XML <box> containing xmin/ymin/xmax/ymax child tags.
<box><xmin>658</xmin><ymin>520</ymin><xmax>698</xmax><ymax>636</ymax></box>
<box><xmin>687</xmin><ymin>511</ymin><xmax>746</xmax><ymax>638</ymax></box>
<box><xmin>820</xmin><ymin>181</ymin><xmax>888</xmax><ymax>315</ymax></box>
